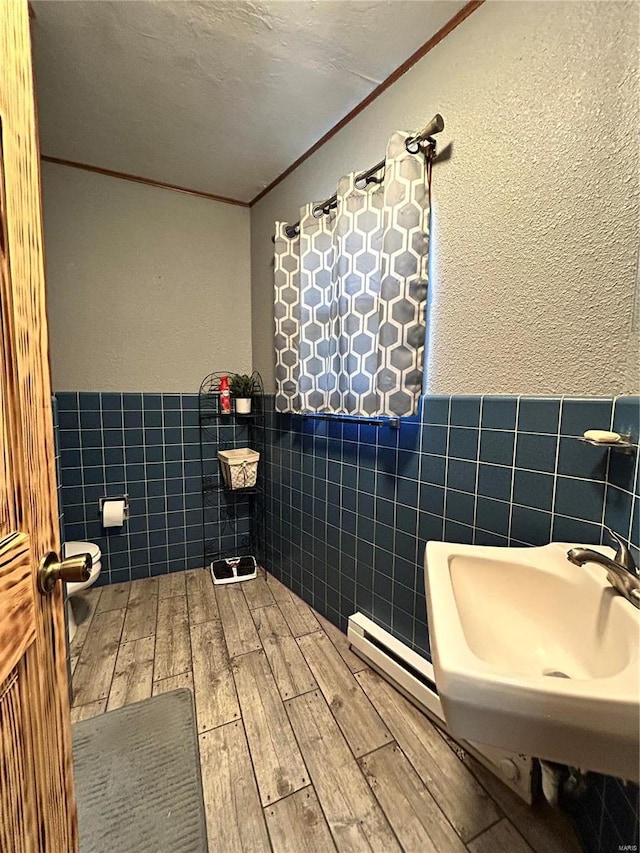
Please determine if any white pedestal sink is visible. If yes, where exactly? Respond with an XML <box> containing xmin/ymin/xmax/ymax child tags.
<box><xmin>425</xmin><ymin>541</ymin><xmax>640</xmax><ymax>781</ymax></box>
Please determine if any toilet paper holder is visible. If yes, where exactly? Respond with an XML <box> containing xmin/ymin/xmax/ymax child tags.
<box><xmin>100</xmin><ymin>494</ymin><xmax>129</xmax><ymax>521</ymax></box>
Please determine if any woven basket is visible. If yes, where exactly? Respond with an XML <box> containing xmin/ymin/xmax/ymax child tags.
<box><xmin>218</xmin><ymin>448</ymin><xmax>260</xmax><ymax>489</ymax></box>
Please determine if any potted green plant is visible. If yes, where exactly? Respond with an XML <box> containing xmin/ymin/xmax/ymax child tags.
<box><xmin>229</xmin><ymin>373</ymin><xmax>257</xmax><ymax>414</ymax></box>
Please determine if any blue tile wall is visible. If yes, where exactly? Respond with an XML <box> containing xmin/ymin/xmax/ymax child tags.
<box><xmin>264</xmin><ymin>394</ymin><xmax>639</xmax><ymax>653</ymax></box>
<box><xmin>566</xmin><ymin>771</ymin><xmax>640</xmax><ymax>853</ymax></box>
<box><xmin>54</xmin><ymin>392</ymin><xmax>250</xmax><ymax>586</ymax></box>
<box><xmin>55</xmin><ymin>389</ymin><xmax>638</xmax><ymax>642</ymax></box>
<box><xmin>262</xmin><ymin>393</ymin><xmax>639</xmax><ymax>853</ymax></box>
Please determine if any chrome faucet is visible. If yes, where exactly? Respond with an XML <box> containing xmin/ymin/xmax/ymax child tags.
<box><xmin>567</xmin><ymin>530</ymin><xmax>640</xmax><ymax>609</ymax></box>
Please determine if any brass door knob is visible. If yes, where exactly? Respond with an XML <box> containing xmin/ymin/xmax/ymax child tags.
<box><xmin>37</xmin><ymin>551</ymin><xmax>92</xmax><ymax>594</ymax></box>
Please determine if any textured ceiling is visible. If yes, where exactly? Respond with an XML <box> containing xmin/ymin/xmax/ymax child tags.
<box><xmin>31</xmin><ymin>0</ymin><xmax>465</xmax><ymax>202</ymax></box>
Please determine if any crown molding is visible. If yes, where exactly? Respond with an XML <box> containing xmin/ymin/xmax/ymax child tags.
<box><xmin>40</xmin><ymin>156</ymin><xmax>250</xmax><ymax>208</ymax></box>
<box><xmin>250</xmin><ymin>0</ymin><xmax>484</xmax><ymax>207</ymax></box>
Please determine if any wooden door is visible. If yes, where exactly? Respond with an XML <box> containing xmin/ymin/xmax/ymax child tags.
<box><xmin>0</xmin><ymin>2</ymin><xmax>78</xmax><ymax>851</ymax></box>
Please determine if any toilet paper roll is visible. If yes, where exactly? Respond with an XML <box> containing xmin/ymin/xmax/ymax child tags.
<box><xmin>102</xmin><ymin>499</ymin><xmax>126</xmax><ymax>528</ymax></box>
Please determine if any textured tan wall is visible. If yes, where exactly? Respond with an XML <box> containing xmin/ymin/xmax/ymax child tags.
<box><xmin>42</xmin><ymin>163</ymin><xmax>252</xmax><ymax>392</ymax></box>
<box><xmin>250</xmin><ymin>1</ymin><xmax>639</xmax><ymax>396</ymax></box>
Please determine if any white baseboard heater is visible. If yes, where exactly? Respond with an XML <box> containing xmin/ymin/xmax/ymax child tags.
<box><xmin>348</xmin><ymin>612</ymin><xmax>534</xmax><ymax>803</ymax></box>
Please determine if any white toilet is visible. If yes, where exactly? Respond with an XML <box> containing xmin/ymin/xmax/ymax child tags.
<box><xmin>64</xmin><ymin>541</ymin><xmax>102</xmax><ymax>642</ymax></box>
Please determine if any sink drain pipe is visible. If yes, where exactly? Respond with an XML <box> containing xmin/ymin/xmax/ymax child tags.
<box><xmin>540</xmin><ymin>760</ymin><xmax>590</xmax><ymax>805</ymax></box>
<box><xmin>540</xmin><ymin>760</ymin><xmax>564</xmax><ymax>805</ymax></box>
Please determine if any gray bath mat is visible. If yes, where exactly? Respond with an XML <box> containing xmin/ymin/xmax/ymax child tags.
<box><xmin>73</xmin><ymin>689</ymin><xmax>208</xmax><ymax>853</ymax></box>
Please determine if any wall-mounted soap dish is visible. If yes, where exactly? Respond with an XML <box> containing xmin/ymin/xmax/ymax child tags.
<box><xmin>580</xmin><ymin>433</ymin><xmax>635</xmax><ymax>455</ymax></box>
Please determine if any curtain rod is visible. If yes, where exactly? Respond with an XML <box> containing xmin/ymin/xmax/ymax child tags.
<box><xmin>273</xmin><ymin>114</ymin><xmax>444</xmax><ymax>241</ymax></box>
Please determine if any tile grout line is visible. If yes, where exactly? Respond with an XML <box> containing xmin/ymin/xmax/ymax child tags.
<box><xmin>119</xmin><ymin>395</ymin><xmax>129</xmax><ymax>580</ymax></box>
<box><xmin>195</xmin><ymin>575</ymin><xmax>270</xmax><ymax>849</ymax></box>
<box><xmin>598</xmin><ymin>400</ymin><xmax>617</xmax><ymax>546</ymax></box>
<box><xmin>548</xmin><ymin>396</ymin><xmax>564</xmax><ymax>541</ymax></box>
<box><xmin>435</xmin><ymin>729</ymin><xmax>510</xmax><ymax>828</ymax></box>
<box><xmin>506</xmin><ymin>397</ymin><xmax>521</xmax><ymax>546</ymax></box>
<box><xmin>356</xmin><ymin>671</ymin><xmax>486</xmax><ymax>849</ymax></box>
<box><xmin>630</xmin><ymin>443</ymin><xmax>640</xmax><ymax>549</ymax></box>
<box><xmin>296</xmin><ymin>630</ymin><xmax>394</xmax><ymax>754</ymax></box>
<box><xmin>69</xmin><ymin>587</ymin><xmax>103</xmax><ymax>685</ymax></box>
<box><xmin>260</xmin><ymin>784</ymin><xmax>338</xmax><ymax>853</ymax></box>
<box><xmin>284</xmin><ymin>683</ymin><xmax>404</xmax><ymax>852</ymax></box>
<box><xmin>471</xmin><ymin>396</ymin><xmax>484</xmax><ymax>544</ymax></box>
<box><xmin>98</xmin><ymin>392</ymin><xmax>110</xmax><ymax>582</ymax></box>
<box><xmin>293</xmin><ymin>628</ymin><xmax>394</xmax><ymax>759</ymax></box>
<box><xmin>230</xmin><ymin>635</ymin><xmax>300</xmax><ymax>820</ymax></box>
<box><xmin>441</xmin><ymin>396</ymin><xmax>452</xmax><ymax>541</ymax></box>
<box><xmin>249</xmin><ymin>583</ymin><xmax>388</xmax><ymax>837</ymax></box>
<box><xmin>109</xmin><ymin>622</ymin><xmax>158</xmax><ymax>713</ymax></box>
<box><xmin>125</xmin><ymin>396</ymin><xmax>136</xmax><ymax>580</ymax></box>
<box><xmin>412</xmin><ymin>401</ymin><xmax>427</xmax><ymax>651</ymax></box>
<box><xmin>142</xmin><ymin>398</ymin><xmax>153</xmax><ymax>582</ymax></box>
<box><xmin>465</xmin><ymin>815</ymin><xmax>520</xmax><ymax>846</ymax></box>
<box><xmin>95</xmin><ymin>602</ymin><xmax>127</xmax><ymax>709</ymax></box>
<box><xmin>355</xmin><ymin>739</ymin><xmax>428</xmax><ymax>850</ymax></box>
<box><xmin>160</xmin><ymin>396</ymin><xmax>170</xmax><ymax>573</ymax></box>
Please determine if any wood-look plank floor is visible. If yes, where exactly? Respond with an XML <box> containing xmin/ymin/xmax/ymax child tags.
<box><xmin>70</xmin><ymin>570</ymin><xmax>580</xmax><ymax>853</ymax></box>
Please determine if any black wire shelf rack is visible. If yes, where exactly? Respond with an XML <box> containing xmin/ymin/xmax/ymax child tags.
<box><xmin>198</xmin><ymin>371</ymin><xmax>266</xmax><ymax>581</ymax></box>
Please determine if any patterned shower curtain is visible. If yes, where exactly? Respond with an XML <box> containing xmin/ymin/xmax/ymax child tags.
<box><xmin>273</xmin><ymin>131</ymin><xmax>432</xmax><ymax>417</ymax></box>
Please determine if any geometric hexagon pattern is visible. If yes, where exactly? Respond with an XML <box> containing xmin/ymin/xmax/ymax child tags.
<box><xmin>273</xmin><ymin>221</ymin><xmax>302</xmax><ymax>413</ymax></box>
<box><xmin>274</xmin><ymin>131</ymin><xmax>431</xmax><ymax>417</ymax></box>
